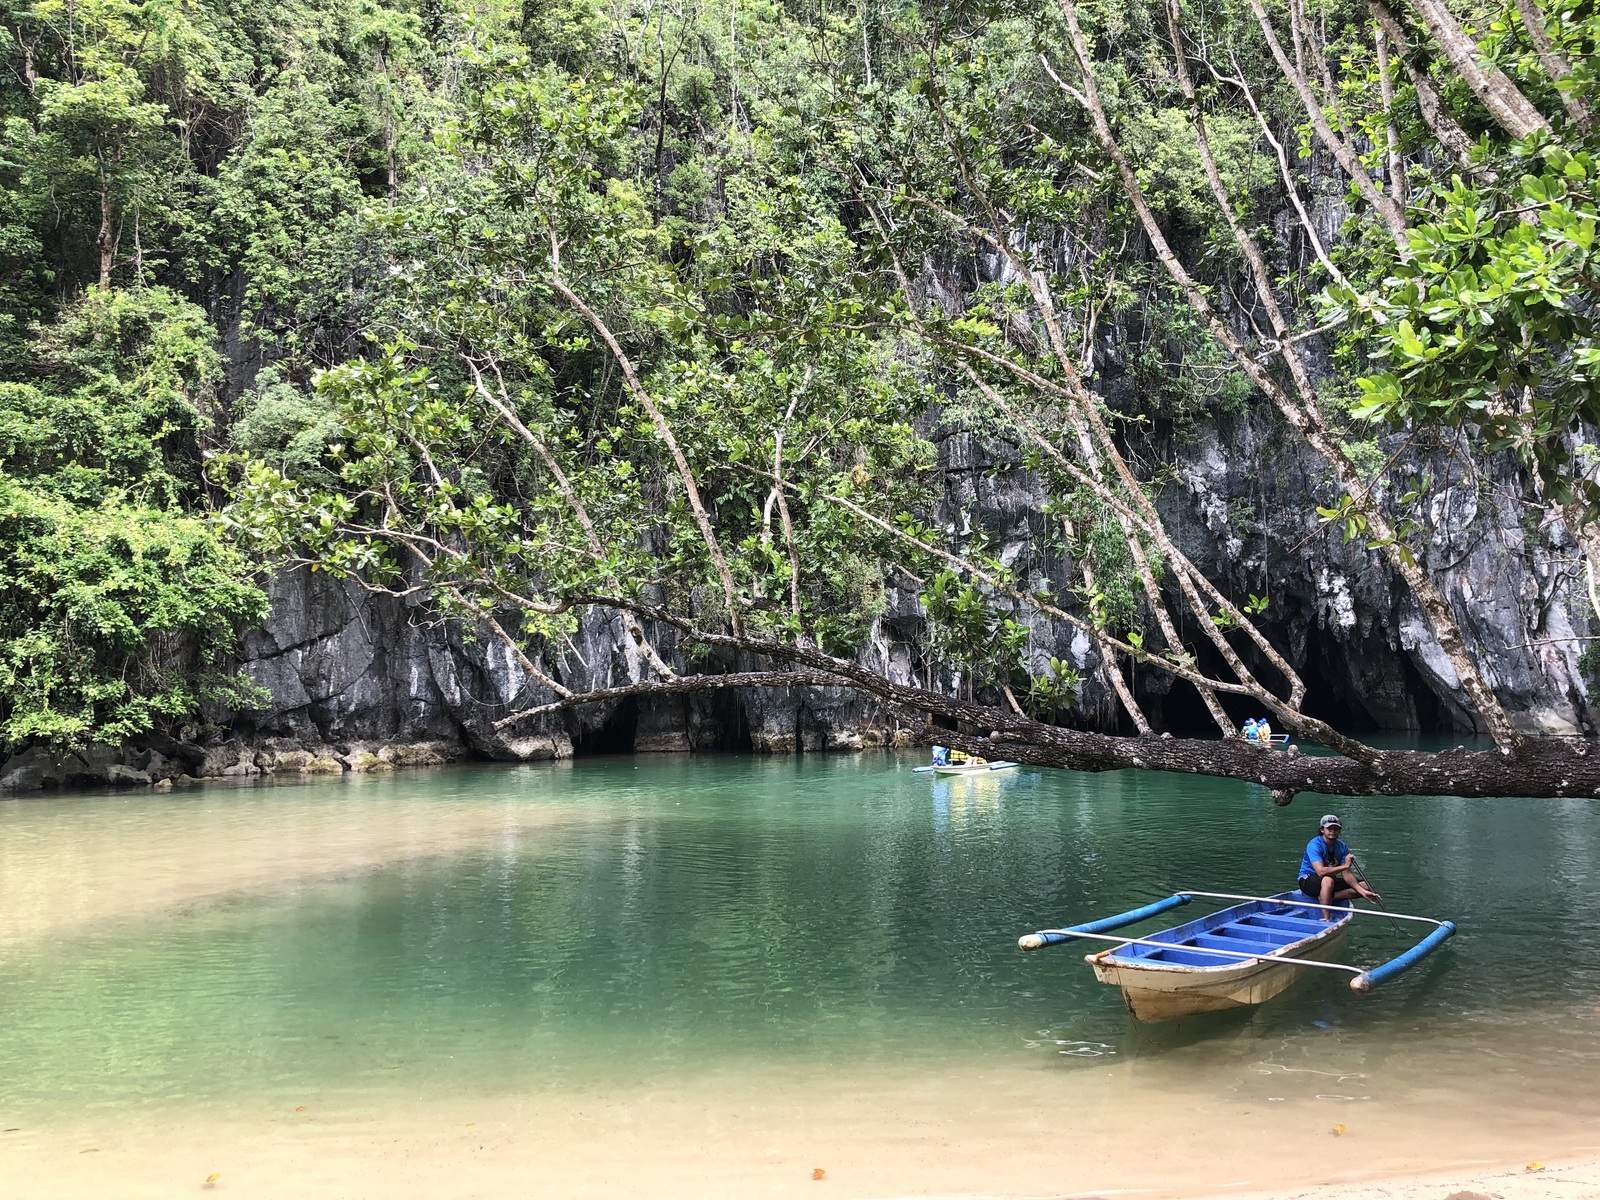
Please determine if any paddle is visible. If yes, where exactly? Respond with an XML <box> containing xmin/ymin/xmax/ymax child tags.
<box><xmin>1350</xmin><ymin>854</ymin><xmax>1404</xmax><ymax>941</ymax></box>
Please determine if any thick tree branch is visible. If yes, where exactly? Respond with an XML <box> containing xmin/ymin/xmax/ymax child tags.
<box><xmin>528</xmin><ymin>598</ymin><xmax>1600</xmax><ymax>802</ymax></box>
<box><xmin>1512</xmin><ymin>0</ymin><xmax>1592</xmax><ymax>132</ymax></box>
<box><xmin>1364</xmin><ymin>0</ymin><xmax>1480</xmax><ymax>173</ymax></box>
<box><xmin>1408</xmin><ymin>0</ymin><xmax>1551</xmax><ymax>140</ymax></box>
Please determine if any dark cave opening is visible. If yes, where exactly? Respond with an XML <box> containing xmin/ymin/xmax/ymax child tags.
<box><xmin>1293</xmin><ymin>622</ymin><xmax>1377</xmax><ymax>732</ymax></box>
<box><xmin>570</xmin><ymin>696</ymin><xmax>639</xmax><ymax>755</ymax></box>
<box><xmin>698</xmin><ymin>693</ymin><xmax>754</xmax><ymax>752</ymax></box>
<box><xmin>1397</xmin><ymin>648</ymin><xmax>1454</xmax><ymax>734</ymax></box>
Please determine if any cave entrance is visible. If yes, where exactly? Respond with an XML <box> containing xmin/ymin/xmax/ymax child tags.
<box><xmin>692</xmin><ymin>693</ymin><xmax>754</xmax><ymax>752</ymax></box>
<box><xmin>1397</xmin><ymin>647</ymin><xmax>1455</xmax><ymax>734</ymax></box>
<box><xmin>571</xmin><ymin>697</ymin><xmax>639</xmax><ymax>755</ymax></box>
<box><xmin>1295</xmin><ymin>623</ymin><xmax>1378</xmax><ymax>732</ymax></box>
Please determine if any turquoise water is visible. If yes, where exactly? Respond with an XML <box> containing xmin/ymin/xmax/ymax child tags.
<box><xmin>2</xmin><ymin>753</ymin><xmax>1599</xmax><ymax>1123</ymax></box>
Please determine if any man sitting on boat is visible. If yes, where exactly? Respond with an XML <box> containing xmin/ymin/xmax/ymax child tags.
<box><xmin>1298</xmin><ymin>814</ymin><xmax>1381</xmax><ymax>919</ymax></box>
<box><xmin>931</xmin><ymin>745</ymin><xmax>949</xmax><ymax>766</ymax></box>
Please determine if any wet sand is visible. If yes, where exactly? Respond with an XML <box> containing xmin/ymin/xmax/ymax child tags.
<box><xmin>4</xmin><ymin>1059</ymin><xmax>1598</xmax><ymax>1199</ymax></box>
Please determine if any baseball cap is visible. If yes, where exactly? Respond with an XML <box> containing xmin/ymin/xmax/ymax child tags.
<box><xmin>1320</xmin><ymin>814</ymin><xmax>1342</xmax><ymax>829</ymax></box>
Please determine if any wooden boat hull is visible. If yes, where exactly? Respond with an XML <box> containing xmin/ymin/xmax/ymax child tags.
<box><xmin>1088</xmin><ymin>893</ymin><xmax>1352</xmax><ymax>1021</ymax></box>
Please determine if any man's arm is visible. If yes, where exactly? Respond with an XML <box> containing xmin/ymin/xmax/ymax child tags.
<box><xmin>1311</xmin><ymin>851</ymin><xmax>1355</xmax><ymax>876</ymax></box>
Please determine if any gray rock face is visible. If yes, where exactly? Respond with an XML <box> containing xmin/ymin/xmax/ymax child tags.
<box><xmin>0</xmin><ymin>742</ymin><xmax>178</xmax><ymax>791</ymax></box>
<box><xmin>1150</xmin><ymin>414</ymin><xmax>1591</xmax><ymax>736</ymax></box>
<box><xmin>206</xmin><ymin>402</ymin><xmax>1592</xmax><ymax>772</ymax></box>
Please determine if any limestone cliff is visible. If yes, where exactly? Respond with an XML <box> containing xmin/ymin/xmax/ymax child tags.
<box><xmin>210</xmin><ymin>406</ymin><xmax>1595</xmax><ymax>777</ymax></box>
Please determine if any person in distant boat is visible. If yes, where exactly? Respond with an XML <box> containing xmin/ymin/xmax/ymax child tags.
<box><xmin>1242</xmin><ymin>718</ymin><xmax>1260</xmax><ymax>741</ymax></box>
<box><xmin>1256</xmin><ymin>717</ymin><xmax>1272</xmax><ymax>742</ymax></box>
<box><xmin>931</xmin><ymin>745</ymin><xmax>949</xmax><ymax>766</ymax></box>
<box><xmin>1298</xmin><ymin>814</ymin><xmax>1380</xmax><ymax>919</ymax></box>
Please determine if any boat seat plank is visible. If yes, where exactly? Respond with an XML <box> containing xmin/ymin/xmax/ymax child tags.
<box><xmin>1212</xmin><ymin>923</ymin><xmax>1296</xmax><ymax>944</ymax></box>
<box><xmin>1190</xmin><ymin>933</ymin><xmax>1280</xmax><ymax>955</ymax></box>
<box><xmin>1273</xmin><ymin>906</ymin><xmax>1337</xmax><ymax>922</ymax></box>
<box><xmin>1241</xmin><ymin>921</ymin><xmax>1331</xmax><ymax>940</ymax></box>
<box><xmin>1135</xmin><ymin>947</ymin><xmax>1246</xmax><ymax>967</ymax></box>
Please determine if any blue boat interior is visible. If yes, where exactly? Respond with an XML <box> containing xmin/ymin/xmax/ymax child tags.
<box><xmin>1109</xmin><ymin>895</ymin><xmax>1349</xmax><ymax>968</ymax></box>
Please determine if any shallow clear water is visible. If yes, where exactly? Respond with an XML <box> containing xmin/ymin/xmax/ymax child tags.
<box><xmin>2</xmin><ymin>753</ymin><xmax>1598</xmax><ymax>1127</ymax></box>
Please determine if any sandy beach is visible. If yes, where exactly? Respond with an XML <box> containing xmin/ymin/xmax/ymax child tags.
<box><xmin>4</xmin><ymin>1062</ymin><xmax>1598</xmax><ymax>1200</ymax></box>
<box><xmin>1208</xmin><ymin>1159</ymin><xmax>1600</xmax><ymax>1200</ymax></box>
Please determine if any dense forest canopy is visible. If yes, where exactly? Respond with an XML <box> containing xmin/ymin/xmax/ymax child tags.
<box><xmin>1</xmin><ymin>0</ymin><xmax>1598</xmax><ymax>798</ymax></box>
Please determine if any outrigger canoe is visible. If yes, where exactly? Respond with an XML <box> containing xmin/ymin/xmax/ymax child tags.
<box><xmin>1018</xmin><ymin>890</ymin><xmax>1456</xmax><ymax>1022</ymax></box>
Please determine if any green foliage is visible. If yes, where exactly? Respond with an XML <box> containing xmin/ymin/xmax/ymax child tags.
<box><xmin>1579</xmin><ymin>641</ymin><xmax>1600</xmax><ymax>706</ymax></box>
<box><xmin>0</xmin><ymin>478</ymin><xmax>268</xmax><ymax>746</ymax></box>
<box><xmin>0</xmin><ymin>290</ymin><xmax>266</xmax><ymax>748</ymax></box>
<box><xmin>1024</xmin><ymin>656</ymin><xmax>1081</xmax><ymax>721</ymax></box>
<box><xmin>222</xmin><ymin>41</ymin><xmax>936</xmax><ymax>667</ymax></box>
<box><xmin>229</xmin><ymin>366</ymin><xmax>340</xmax><ymax>482</ymax></box>
<box><xmin>922</xmin><ymin>570</ymin><xmax>1031</xmax><ymax>699</ymax></box>
<box><xmin>1324</xmin><ymin>0</ymin><xmax>1600</xmax><ymax>518</ymax></box>
<box><xmin>1127</xmin><ymin>289</ymin><xmax>1254</xmax><ymax>426</ymax></box>
<box><xmin>2</xmin><ymin>0</ymin><xmax>1598</xmax><ymax>753</ymax></box>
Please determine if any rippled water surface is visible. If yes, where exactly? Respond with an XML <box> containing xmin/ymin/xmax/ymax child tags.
<box><xmin>2</xmin><ymin>753</ymin><xmax>1599</xmax><ymax>1140</ymax></box>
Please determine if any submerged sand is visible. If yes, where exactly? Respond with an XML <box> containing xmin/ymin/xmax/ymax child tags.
<box><xmin>0</xmin><ymin>773</ymin><xmax>581</xmax><ymax>945</ymax></box>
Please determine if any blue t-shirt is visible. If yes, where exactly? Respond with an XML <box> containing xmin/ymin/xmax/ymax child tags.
<box><xmin>1298</xmin><ymin>835</ymin><xmax>1349</xmax><ymax>881</ymax></box>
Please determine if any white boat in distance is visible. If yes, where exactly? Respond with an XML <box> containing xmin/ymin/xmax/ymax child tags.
<box><xmin>914</xmin><ymin>760</ymin><xmax>1020</xmax><ymax>775</ymax></box>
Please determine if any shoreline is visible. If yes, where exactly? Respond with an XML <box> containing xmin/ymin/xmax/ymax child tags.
<box><xmin>7</xmin><ymin>1129</ymin><xmax>1598</xmax><ymax>1199</ymax></box>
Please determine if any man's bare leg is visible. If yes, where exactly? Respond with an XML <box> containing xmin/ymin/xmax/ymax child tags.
<box><xmin>1318</xmin><ymin>874</ymin><xmax>1337</xmax><ymax>920</ymax></box>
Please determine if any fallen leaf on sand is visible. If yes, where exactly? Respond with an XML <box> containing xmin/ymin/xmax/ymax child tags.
<box><xmin>1526</xmin><ymin>1162</ymin><xmax>1546</xmax><ymax>1172</ymax></box>
<box><xmin>206</xmin><ymin>1173</ymin><xmax>221</xmax><ymax>1183</ymax></box>
<box><xmin>295</xmin><ymin>1107</ymin><xmax>307</xmax><ymax>1112</ymax></box>
<box><xmin>812</xmin><ymin>1168</ymin><xmax>826</xmax><ymax>1180</ymax></box>
<box><xmin>1330</xmin><ymin>1124</ymin><xmax>1346</xmax><ymax>1136</ymax></box>
<box><xmin>80</xmin><ymin>1148</ymin><xmax>99</xmax><ymax>1154</ymax></box>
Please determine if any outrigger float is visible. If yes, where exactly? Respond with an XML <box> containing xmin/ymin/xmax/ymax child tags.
<box><xmin>1018</xmin><ymin>891</ymin><xmax>1456</xmax><ymax>1022</ymax></box>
